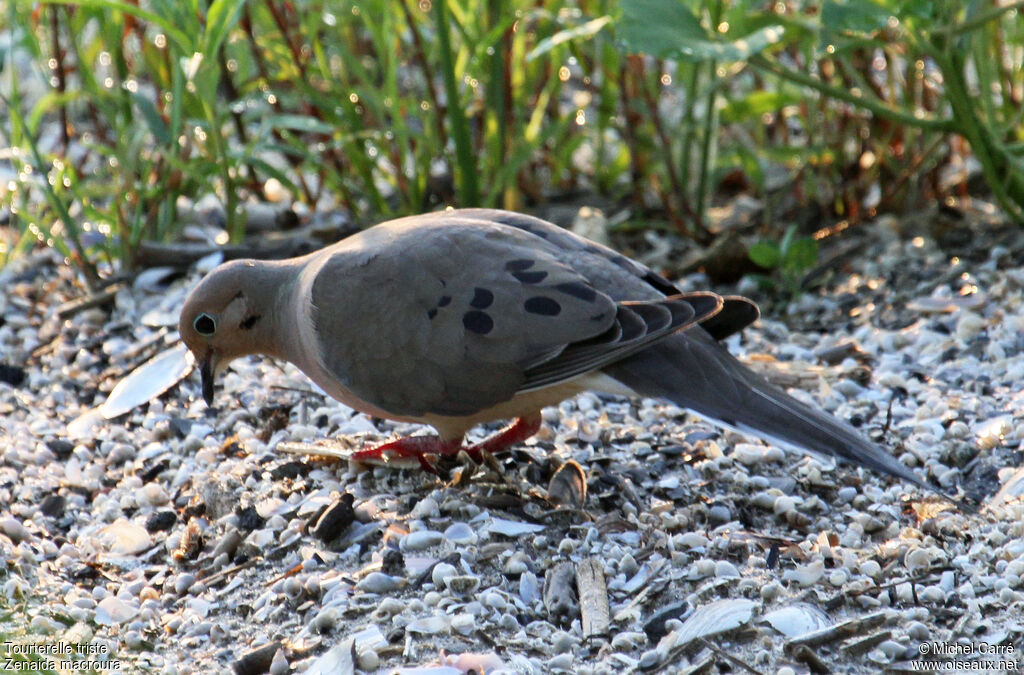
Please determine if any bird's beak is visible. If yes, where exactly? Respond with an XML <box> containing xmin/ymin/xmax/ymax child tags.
<box><xmin>200</xmin><ymin>351</ymin><xmax>216</xmax><ymax>406</ymax></box>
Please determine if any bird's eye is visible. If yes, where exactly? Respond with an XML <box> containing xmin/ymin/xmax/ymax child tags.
<box><xmin>193</xmin><ymin>313</ymin><xmax>217</xmax><ymax>336</ymax></box>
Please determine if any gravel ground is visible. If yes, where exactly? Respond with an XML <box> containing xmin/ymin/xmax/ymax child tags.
<box><xmin>1</xmin><ymin>206</ymin><xmax>1023</xmax><ymax>674</ymax></box>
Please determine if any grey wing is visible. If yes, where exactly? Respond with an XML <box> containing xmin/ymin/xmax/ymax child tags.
<box><xmin>310</xmin><ymin>222</ymin><xmax>719</xmax><ymax>418</ymax></box>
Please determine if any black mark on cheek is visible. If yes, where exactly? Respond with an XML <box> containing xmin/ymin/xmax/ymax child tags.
<box><xmin>240</xmin><ymin>314</ymin><xmax>262</xmax><ymax>330</ymax></box>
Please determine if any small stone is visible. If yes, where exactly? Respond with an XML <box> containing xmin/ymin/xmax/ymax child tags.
<box><xmin>312</xmin><ymin>606</ymin><xmax>339</xmax><ymax>632</ymax></box>
<box><xmin>268</xmin><ymin>648</ymin><xmax>288</xmax><ymax>675</ymax></box>
<box><xmin>402</xmin><ymin>530</ymin><xmax>444</xmax><ymax>551</ymax></box>
<box><xmin>552</xmin><ymin>630</ymin><xmax>574</xmax><ymax>654</ymax></box>
<box><xmin>619</xmin><ymin>553</ymin><xmax>639</xmax><ymax>577</ymax></box>
<box><xmin>431</xmin><ymin>563</ymin><xmax>457</xmax><ymax>588</ymax></box>
<box><xmin>547</xmin><ymin>653</ymin><xmax>573</xmax><ymax>670</ymax></box>
<box><xmin>444</xmin><ymin>522</ymin><xmax>478</xmax><ymax>545</ymax></box>
<box><xmin>355</xmin><ymin>572</ymin><xmax>402</xmax><ymax>594</ymax></box>
<box><xmin>232</xmin><ymin>642</ymin><xmax>281</xmax><ymax>675</ymax></box>
<box><xmin>174</xmin><ymin>573</ymin><xmax>196</xmax><ymax>595</ymax></box>
<box><xmin>356</xmin><ymin>648</ymin><xmax>379</xmax><ymax>671</ymax></box>
<box><xmin>860</xmin><ymin>560</ymin><xmax>882</xmax><ymax>579</ymax></box>
<box><xmin>639</xmin><ymin>649</ymin><xmax>660</xmax><ymax>669</ymax></box>
<box><xmin>708</xmin><ymin>504</ymin><xmax>732</xmax><ymax>524</ymax></box>
<box><xmin>715</xmin><ymin>560</ymin><xmax>740</xmax><ymax>578</ymax></box>
<box><xmin>145</xmin><ymin>510</ymin><xmax>177</xmax><ymax>533</ymax></box>
<box><xmin>0</xmin><ymin>518</ymin><xmax>31</xmax><ymax>543</ymax></box>
<box><xmin>451</xmin><ymin>613</ymin><xmax>475</xmax><ymax>635</ymax></box>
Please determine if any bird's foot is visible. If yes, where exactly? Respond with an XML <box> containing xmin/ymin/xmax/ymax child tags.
<box><xmin>464</xmin><ymin>415</ymin><xmax>542</xmax><ymax>458</ymax></box>
<box><xmin>351</xmin><ymin>415</ymin><xmax>542</xmax><ymax>472</ymax></box>
<box><xmin>351</xmin><ymin>435</ymin><xmax>462</xmax><ymax>472</ymax></box>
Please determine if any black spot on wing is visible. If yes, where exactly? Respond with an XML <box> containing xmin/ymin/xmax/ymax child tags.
<box><xmin>505</xmin><ymin>259</ymin><xmax>535</xmax><ymax>272</ymax></box>
<box><xmin>470</xmin><ymin>287</ymin><xmax>494</xmax><ymax>309</ymax></box>
<box><xmin>438</xmin><ymin>295</ymin><xmax>452</xmax><ymax>307</ymax></box>
<box><xmin>463</xmin><ymin>311</ymin><xmax>494</xmax><ymax>334</ymax></box>
<box><xmin>511</xmin><ymin>269</ymin><xmax>548</xmax><ymax>284</ymax></box>
<box><xmin>427</xmin><ymin>308</ymin><xmax>438</xmax><ymax>320</ymax></box>
<box><xmin>555</xmin><ymin>281</ymin><xmax>597</xmax><ymax>302</ymax></box>
<box><xmin>524</xmin><ymin>297</ymin><xmax>561</xmax><ymax>316</ymax></box>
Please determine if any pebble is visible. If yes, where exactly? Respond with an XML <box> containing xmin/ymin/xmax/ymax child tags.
<box><xmin>356</xmin><ymin>573</ymin><xmax>403</xmax><ymax>594</ymax></box>
<box><xmin>402</xmin><ymin>530</ymin><xmax>444</xmax><ymax>551</ymax></box>
<box><xmin>0</xmin><ymin>518</ymin><xmax>31</xmax><ymax>543</ymax></box>
<box><xmin>174</xmin><ymin>574</ymin><xmax>196</xmax><ymax>595</ymax></box>
<box><xmin>715</xmin><ymin>560</ymin><xmax>740</xmax><ymax>578</ymax></box>
<box><xmin>860</xmin><ymin>560</ymin><xmax>882</xmax><ymax>579</ymax></box>
<box><xmin>431</xmin><ymin>563</ymin><xmax>458</xmax><ymax>588</ymax></box>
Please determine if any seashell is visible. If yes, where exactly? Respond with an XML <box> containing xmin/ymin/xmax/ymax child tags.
<box><xmin>94</xmin><ymin>596</ymin><xmax>140</xmax><ymax>625</ymax></box>
<box><xmin>547</xmin><ymin>460</ymin><xmax>587</xmax><ymax>509</ymax></box>
<box><xmin>99</xmin><ymin>344</ymin><xmax>193</xmax><ymax>420</ymax></box>
<box><xmin>402</xmin><ymin>530</ymin><xmax>444</xmax><ymax>551</ymax></box>
<box><xmin>662</xmin><ymin>598</ymin><xmax>756</xmax><ymax>650</ymax></box>
<box><xmin>485</xmin><ymin>517</ymin><xmax>545</xmax><ymax>537</ymax></box>
<box><xmin>763</xmin><ymin>603</ymin><xmax>832</xmax><ymax>638</ymax></box>
<box><xmin>443</xmin><ymin>522</ymin><xmax>477</xmax><ymax>545</ymax></box>
<box><xmin>96</xmin><ymin>520</ymin><xmax>153</xmax><ymax>556</ymax></box>
<box><xmin>445</xmin><ymin>575</ymin><xmax>481</xmax><ymax>596</ymax></box>
<box><xmin>406</xmin><ymin>615</ymin><xmax>450</xmax><ymax>635</ymax></box>
<box><xmin>355</xmin><ymin>572</ymin><xmax>403</xmax><ymax>594</ymax></box>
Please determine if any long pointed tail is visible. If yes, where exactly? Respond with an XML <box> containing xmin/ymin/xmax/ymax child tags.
<box><xmin>605</xmin><ymin>328</ymin><xmax>967</xmax><ymax>507</ymax></box>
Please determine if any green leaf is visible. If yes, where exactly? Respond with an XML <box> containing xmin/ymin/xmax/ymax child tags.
<box><xmin>619</xmin><ymin>0</ymin><xmax>784</xmax><ymax>63</ymax></box>
<box><xmin>783</xmin><ymin>237</ymin><xmax>819</xmax><ymax>271</ymax></box>
<box><xmin>203</xmin><ymin>0</ymin><xmax>246</xmax><ymax>56</ymax></box>
<box><xmin>749</xmin><ymin>241</ymin><xmax>781</xmax><ymax>268</ymax></box>
<box><xmin>618</xmin><ymin>0</ymin><xmax>706</xmax><ymax>59</ymax></box>
<box><xmin>720</xmin><ymin>90</ymin><xmax>802</xmax><ymax>124</ymax></box>
<box><xmin>528</xmin><ymin>16</ymin><xmax>613</xmax><ymax>61</ymax></box>
<box><xmin>130</xmin><ymin>92</ymin><xmax>171</xmax><ymax>144</ymax></box>
<box><xmin>779</xmin><ymin>224</ymin><xmax>797</xmax><ymax>257</ymax></box>
<box><xmin>44</xmin><ymin>0</ymin><xmax>194</xmax><ymax>54</ymax></box>
<box><xmin>821</xmin><ymin>0</ymin><xmax>893</xmax><ymax>36</ymax></box>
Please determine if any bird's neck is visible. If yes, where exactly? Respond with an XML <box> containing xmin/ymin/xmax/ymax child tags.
<box><xmin>247</xmin><ymin>259</ymin><xmax>305</xmax><ymax>362</ymax></box>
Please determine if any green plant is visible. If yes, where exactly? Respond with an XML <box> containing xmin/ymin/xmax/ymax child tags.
<box><xmin>748</xmin><ymin>225</ymin><xmax>819</xmax><ymax>298</ymax></box>
<box><xmin>613</xmin><ymin>0</ymin><xmax>1024</xmax><ymax>224</ymax></box>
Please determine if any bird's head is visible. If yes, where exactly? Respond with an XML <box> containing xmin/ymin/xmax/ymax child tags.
<box><xmin>179</xmin><ymin>259</ymin><xmax>271</xmax><ymax>405</ymax></box>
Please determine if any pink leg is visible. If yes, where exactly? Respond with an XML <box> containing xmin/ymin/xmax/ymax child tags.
<box><xmin>463</xmin><ymin>415</ymin><xmax>542</xmax><ymax>462</ymax></box>
<box><xmin>351</xmin><ymin>435</ymin><xmax>463</xmax><ymax>472</ymax></box>
<box><xmin>351</xmin><ymin>414</ymin><xmax>542</xmax><ymax>471</ymax></box>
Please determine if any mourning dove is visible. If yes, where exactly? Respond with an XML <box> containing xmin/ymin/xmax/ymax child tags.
<box><xmin>178</xmin><ymin>208</ymin><xmax>953</xmax><ymax>501</ymax></box>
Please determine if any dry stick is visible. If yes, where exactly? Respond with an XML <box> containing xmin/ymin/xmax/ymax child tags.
<box><xmin>575</xmin><ymin>558</ymin><xmax>610</xmax><ymax>639</ymax></box>
<box><xmin>49</xmin><ymin>7</ymin><xmax>70</xmax><ymax>153</ymax></box>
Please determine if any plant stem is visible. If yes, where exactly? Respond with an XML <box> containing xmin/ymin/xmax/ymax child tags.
<box><xmin>434</xmin><ymin>0</ymin><xmax>480</xmax><ymax>205</ymax></box>
<box><xmin>749</xmin><ymin>54</ymin><xmax>955</xmax><ymax>133</ymax></box>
